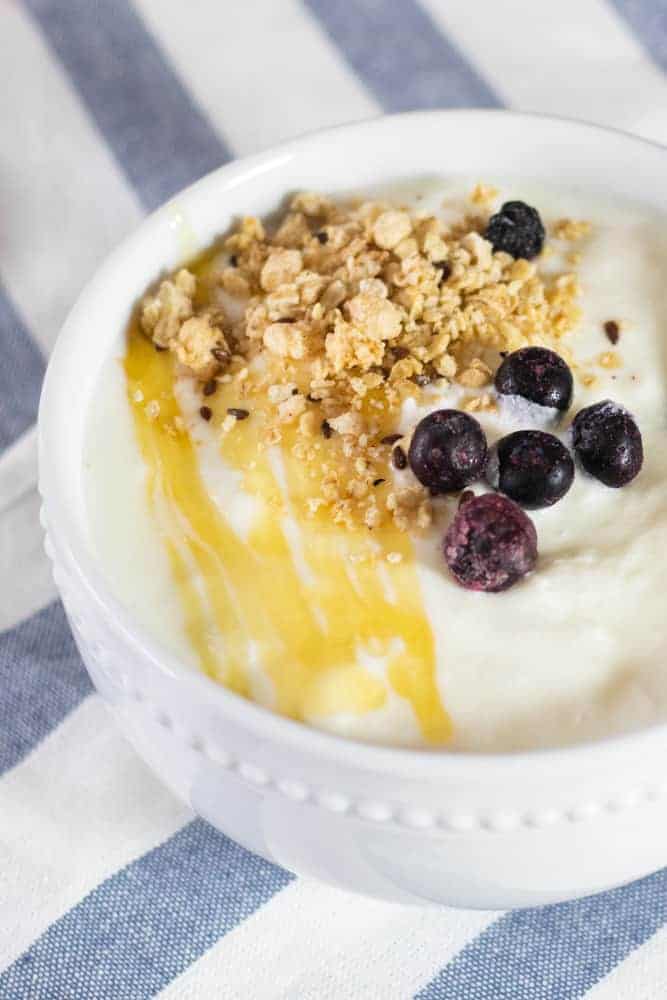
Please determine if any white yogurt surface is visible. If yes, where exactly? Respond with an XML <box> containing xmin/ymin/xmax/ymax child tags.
<box><xmin>85</xmin><ymin>182</ymin><xmax>667</xmax><ymax>751</ymax></box>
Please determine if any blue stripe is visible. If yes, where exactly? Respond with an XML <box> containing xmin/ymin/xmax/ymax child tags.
<box><xmin>0</xmin><ymin>818</ymin><xmax>293</xmax><ymax>1000</ymax></box>
<box><xmin>0</xmin><ymin>282</ymin><xmax>44</xmax><ymax>450</ymax></box>
<box><xmin>609</xmin><ymin>0</ymin><xmax>667</xmax><ymax>71</ymax></box>
<box><xmin>23</xmin><ymin>0</ymin><xmax>232</xmax><ymax>211</ymax></box>
<box><xmin>303</xmin><ymin>0</ymin><xmax>500</xmax><ymax>111</ymax></box>
<box><xmin>0</xmin><ymin>9</ymin><xmax>291</xmax><ymax>997</ymax></box>
<box><xmin>0</xmin><ymin>602</ymin><xmax>92</xmax><ymax>775</ymax></box>
<box><xmin>416</xmin><ymin>867</ymin><xmax>667</xmax><ymax>1000</ymax></box>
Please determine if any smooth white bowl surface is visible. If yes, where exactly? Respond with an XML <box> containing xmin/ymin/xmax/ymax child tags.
<box><xmin>39</xmin><ymin>111</ymin><xmax>667</xmax><ymax>908</ymax></box>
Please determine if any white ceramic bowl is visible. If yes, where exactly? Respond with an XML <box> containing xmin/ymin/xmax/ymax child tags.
<box><xmin>39</xmin><ymin>111</ymin><xmax>667</xmax><ymax>909</ymax></box>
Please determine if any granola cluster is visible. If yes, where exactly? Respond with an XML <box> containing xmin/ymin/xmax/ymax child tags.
<box><xmin>139</xmin><ymin>189</ymin><xmax>584</xmax><ymax>532</ymax></box>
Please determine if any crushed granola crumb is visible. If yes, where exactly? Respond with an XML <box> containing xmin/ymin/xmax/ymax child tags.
<box><xmin>469</xmin><ymin>183</ymin><xmax>499</xmax><ymax>206</ymax></box>
<box><xmin>327</xmin><ymin>411</ymin><xmax>364</xmax><ymax>436</ymax></box>
<box><xmin>553</xmin><ymin>219</ymin><xmax>592</xmax><ymax>241</ymax></box>
<box><xmin>299</xmin><ymin>411</ymin><xmax>319</xmax><ymax>437</ymax></box>
<box><xmin>278</xmin><ymin>393</ymin><xmax>306</xmax><ymax>423</ymax></box>
<box><xmin>599</xmin><ymin>351</ymin><xmax>622</xmax><ymax>370</ymax></box>
<box><xmin>457</xmin><ymin>358</ymin><xmax>493</xmax><ymax>389</ymax></box>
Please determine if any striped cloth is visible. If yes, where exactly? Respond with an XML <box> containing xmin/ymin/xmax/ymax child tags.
<box><xmin>2</xmin><ymin>1</ymin><xmax>667</xmax><ymax>996</ymax></box>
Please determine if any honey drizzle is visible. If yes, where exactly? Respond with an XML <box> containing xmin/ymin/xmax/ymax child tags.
<box><xmin>125</xmin><ymin>329</ymin><xmax>452</xmax><ymax>743</ymax></box>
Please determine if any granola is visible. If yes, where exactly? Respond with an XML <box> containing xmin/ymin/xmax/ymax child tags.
<box><xmin>139</xmin><ymin>190</ymin><xmax>584</xmax><ymax>531</ymax></box>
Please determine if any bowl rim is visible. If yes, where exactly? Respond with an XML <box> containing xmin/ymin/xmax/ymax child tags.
<box><xmin>39</xmin><ymin>107</ymin><xmax>667</xmax><ymax>778</ymax></box>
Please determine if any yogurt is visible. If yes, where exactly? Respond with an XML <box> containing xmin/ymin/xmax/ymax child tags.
<box><xmin>85</xmin><ymin>183</ymin><xmax>667</xmax><ymax>751</ymax></box>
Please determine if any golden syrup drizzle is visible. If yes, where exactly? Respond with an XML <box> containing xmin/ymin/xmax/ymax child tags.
<box><xmin>125</xmin><ymin>327</ymin><xmax>452</xmax><ymax>743</ymax></box>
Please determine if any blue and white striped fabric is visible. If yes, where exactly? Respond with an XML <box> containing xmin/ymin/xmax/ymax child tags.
<box><xmin>2</xmin><ymin>2</ymin><xmax>667</xmax><ymax>996</ymax></box>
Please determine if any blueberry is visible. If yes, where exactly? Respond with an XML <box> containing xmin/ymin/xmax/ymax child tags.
<box><xmin>495</xmin><ymin>347</ymin><xmax>573</xmax><ymax>412</ymax></box>
<box><xmin>485</xmin><ymin>201</ymin><xmax>545</xmax><ymax>259</ymax></box>
<box><xmin>572</xmin><ymin>400</ymin><xmax>643</xmax><ymax>487</ymax></box>
<box><xmin>443</xmin><ymin>493</ymin><xmax>538</xmax><ymax>592</ymax></box>
<box><xmin>408</xmin><ymin>410</ymin><xmax>488</xmax><ymax>493</ymax></box>
<box><xmin>487</xmin><ymin>430</ymin><xmax>574</xmax><ymax>509</ymax></box>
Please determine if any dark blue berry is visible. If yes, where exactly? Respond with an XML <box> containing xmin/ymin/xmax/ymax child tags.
<box><xmin>572</xmin><ymin>400</ymin><xmax>643</xmax><ymax>488</ymax></box>
<box><xmin>485</xmin><ymin>201</ymin><xmax>545</xmax><ymax>259</ymax></box>
<box><xmin>495</xmin><ymin>347</ymin><xmax>573</xmax><ymax>412</ymax></box>
<box><xmin>408</xmin><ymin>410</ymin><xmax>488</xmax><ymax>493</ymax></box>
<box><xmin>443</xmin><ymin>493</ymin><xmax>538</xmax><ymax>592</ymax></box>
<box><xmin>487</xmin><ymin>430</ymin><xmax>574</xmax><ymax>509</ymax></box>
